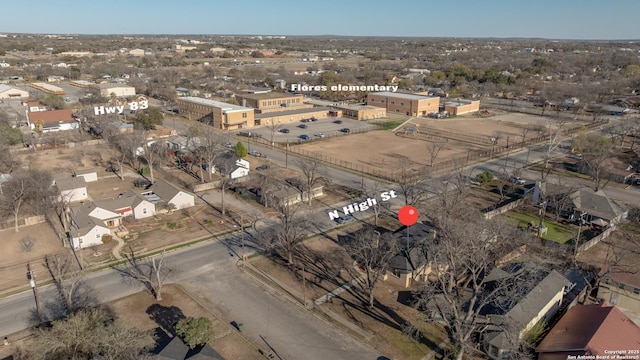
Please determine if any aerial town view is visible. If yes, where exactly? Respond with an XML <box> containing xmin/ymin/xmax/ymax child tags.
<box><xmin>1</xmin><ymin>1</ymin><xmax>640</xmax><ymax>359</ymax></box>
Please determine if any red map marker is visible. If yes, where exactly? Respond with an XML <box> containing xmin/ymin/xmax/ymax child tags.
<box><xmin>398</xmin><ymin>205</ymin><xmax>419</xmax><ymax>226</ymax></box>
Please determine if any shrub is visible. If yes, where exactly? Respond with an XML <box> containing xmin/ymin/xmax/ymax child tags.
<box><xmin>101</xmin><ymin>234</ymin><xmax>113</xmax><ymax>244</ymax></box>
<box><xmin>476</xmin><ymin>171</ymin><xmax>494</xmax><ymax>184</ymax></box>
<box><xmin>167</xmin><ymin>221</ymin><xmax>178</xmax><ymax>229</ymax></box>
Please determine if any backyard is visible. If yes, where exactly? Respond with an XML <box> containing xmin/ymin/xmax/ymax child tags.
<box><xmin>504</xmin><ymin>209</ymin><xmax>576</xmax><ymax>244</ymax></box>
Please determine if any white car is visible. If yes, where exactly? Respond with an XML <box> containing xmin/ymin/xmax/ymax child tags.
<box><xmin>509</xmin><ymin>176</ymin><xmax>526</xmax><ymax>185</ymax></box>
<box><xmin>314</xmin><ymin>132</ymin><xmax>325</xmax><ymax>138</ymax></box>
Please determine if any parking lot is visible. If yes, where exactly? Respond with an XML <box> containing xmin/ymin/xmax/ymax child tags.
<box><xmin>233</xmin><ymin>117</ymin><xmax>376</xmax><ymax>143</ymax></box>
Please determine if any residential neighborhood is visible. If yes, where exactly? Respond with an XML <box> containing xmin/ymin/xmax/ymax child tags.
<box><xmin>1</xmin><ymin>4</ymin><xmax>640</xmax><ymax>360</ymax></box>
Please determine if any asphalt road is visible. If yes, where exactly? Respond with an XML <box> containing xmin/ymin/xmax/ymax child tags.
<box><xmin>0</xmin><ymin>235</ymin><xmax>382</xmax><ymax>360</ymax></box>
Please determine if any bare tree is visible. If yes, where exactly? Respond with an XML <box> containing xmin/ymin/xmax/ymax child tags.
<box><xmin>365</xmin><ymin>180</ymin><xmax>388</xmax><ymax>226</ymax></box>
<box><xmin>262</xmin><ymin>201</ymin><xmax>307</xmax><ymax>265</ymax></box>
<box><xmin>44</xmin><ymin>254</ymin><xmax>93</xmax><ymax>315</ymax></box>
<box><xmin>426</xmin><ymin>141</ymin><xmax>445</xmax><ymax>167</ymax></box>
<box><xmin>29</xmin><ymin>308</ymin><xmax>155</xmax><ymax>360</ymax></box>
<box><xmin>541</xmin><ymin>116</ymin><xmax>567</xmax><ymax>179</ymax></box>
<box><xmin>396</xmin><ymin>162</ymin><xmax>429</xmax><ymax>206</ymax></box>
<box><xmin>418</xmin><ymin>206</ymin><xmax>527</xmax><ymax>360</ymax></box>
<box><xmin>295</xmin><ymin>155</ymin><xmax>325</xmax><ymax>206</ymax></box>
<box><xmin>343</xmin><ymin>225</ymin><xmax>399</xmax><ymax>308</ymax></box>
<box><xmin>0</xmin><ymin>171</ymin><xmax>32</xmax><ymax>232</ymax></box>
<box><xmin>106</xmin><ymin>131</ymin><xmax>144</xmax><ymax>181</ymax></box>
<box><xmin>196</xmin><ymin>127</ymin><xmax>221</xmax><ymax>182</ymax></box>
<box><xmin>266</xmin><ymin>120</ymin><xmax>282</xmax><ymax>146</ymax></box>
<box><xmin>121</xmin><ymin>247</ymin><xmax>172</xmax><ymax>301</ymax></box>
<box><xmin>574</xmin><ymin>133</ymin><xmax>615</xmax><ymax>191</ymax></box>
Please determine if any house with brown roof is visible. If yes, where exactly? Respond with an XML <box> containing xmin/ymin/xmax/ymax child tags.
<box><xmin>27</xmin><ymin>109</ymin><xmax>79</xmax><ymax>132</ymax></box>
<box><xmin>535</xmin><ymin>305</ymin><xmax>640</xmax><ymax>360</ymax></box>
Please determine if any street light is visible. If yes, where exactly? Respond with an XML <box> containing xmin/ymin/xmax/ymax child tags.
<box><xmin>490</xmin><ymin>137</ymin><xmax>497</xmax><ymax>159</ymax></box>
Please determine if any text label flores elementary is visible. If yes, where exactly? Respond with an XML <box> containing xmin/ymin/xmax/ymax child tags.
<box><xmin>290</xmin><ymin>84</ymin><xmax>398</xmax><ymax>92</ymax></box>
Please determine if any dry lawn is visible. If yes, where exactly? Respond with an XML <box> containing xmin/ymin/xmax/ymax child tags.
<box><xmin>251</xmin><ymin>229</ymin><xmax>448</xmax><ymax>360</ymax></box>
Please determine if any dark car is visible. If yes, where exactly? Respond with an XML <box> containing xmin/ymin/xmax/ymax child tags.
<box><xmin>279</xmin><ymin>128</ymin><xmax>290</xmax><ymax>133</ymax></box>
<box><xmin>299</xmin><ymin>134</ymin><xmax>310</xmax><ymax>140</ymax></box>
<box><xmin>333</xmin><ymin>119</ymin><xmax>343</xmax><ymax>124</ymax></box>
<box><xmin>334</xmin><ymin>214</ymin><xmax>356</xmax><ymax>224</ymax></box>
<box><xmin>340</xmin><ymin>128</ymin><xmax>351</xmax><ymax>133</ymax></box>
<box><xmin>256</xmin><ymin>165</ymin><xmax>270</xmax><ymax>171</ymax></box>
<box><xmin>298</xmin><ymin>124</ymin><xmax>308</xmax><ymax>129</ymax></box>
<box><xmin>134</xmin><ymin>178</ymin><xmax>151</xmax><ymax>188</ymax></box>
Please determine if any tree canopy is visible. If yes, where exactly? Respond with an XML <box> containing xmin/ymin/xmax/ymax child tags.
<box><xmin>134</xmin><ymin>107</ymin><xmax>164</xmax><ymax>130</ymax></box>
<box><xmin>175</xmin><ymin>316</ymin><xmax>215</xmax><ymax>349</ymax></box>
<box><xmin>235</xmin><ymin>141</ymin><xmax>248</xmax><ymax>158</ymax></box>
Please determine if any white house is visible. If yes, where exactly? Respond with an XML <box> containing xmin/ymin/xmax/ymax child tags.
<box><xmin>68</xmin><ymin>191</ymin><xmax>156</xmax><ymax>249</ymax></box>
<box><xmin>55</xmin><ymin>177</ymin><xmax>88</xmax><ymax>203</ymax></box>
<box><xmin>143</xmin><ymin>179</ymin><xmax>195</xmax><ymax>210</ymax></box>
<box><xmin>97</xmin><ymin>84</ymin><xmax>136</xmax><ymax>98</ymax></box>
<box><xmin>0</xmin><ymin>84</ymin><xmax>28</xmax><ymax>99</ymax></box>
<box><xmin>74</xmin><ymin>168</ymin><xmax>98</xmax><ymax>183</ymax></box>
<box><xmin>212</xmin><ymin>152</ymin><xmax>250</xmax><ymax>179</ymax></box>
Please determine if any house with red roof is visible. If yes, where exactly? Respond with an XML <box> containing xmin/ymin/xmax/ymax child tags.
<box><xmin>535</xmin><ymin>304</ymin><xmax>640</xmax><ymax>360</ymax></box>
<box><xmin>27</xmin><ymin>109</ymin><xmax>79</xmax><ymax>132</ymax></box>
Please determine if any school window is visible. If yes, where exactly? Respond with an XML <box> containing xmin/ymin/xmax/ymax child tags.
<box><xmin>391</xmin><ymin>101</ymin><xmax>395</xmax><ymax>104</ymax></box>
<box><xmin>633</xmin><ymin>288</ymin><xmax>640</xmax><ymax>295</ymax></box>
<box><xmin>618</xmin><ymin>283</ymin><xmax>625</xmax><ymax>289</ymax></box>
<box><xmin>242</xmin><ymin>113</ymin><xmax>247</xmax><ymax>118</ymax></box>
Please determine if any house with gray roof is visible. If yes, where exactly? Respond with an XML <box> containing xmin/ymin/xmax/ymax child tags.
<box><xmin>212</xmin><ymin>151</ymin><xmax>250</xmax><ymax>179</ymax></box>
<box><xmin>481</xmin><ymin>268</ymin><xmax>568</xmax><ymax>359</ymax></box>
<box><xmin>568</xmin><ymin>189</ymin><xmax>628</xmax><ymax>224</ymax></box>
<box><xmin>68</xmin><ymin>191</ymin><xmax>155</xmax><ymax>249</ymax></box>
<box><xmin>143</xmin><ymin>179</ymin><xmax>195</xmax><ymax>210</ymax></box>
<box><xmin>55</xmin><ymin>176</ymin><xmax>88</xmax><ymax>203</ymax></box>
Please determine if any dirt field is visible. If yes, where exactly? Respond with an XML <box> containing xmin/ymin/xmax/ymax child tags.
<box><xmin>0</xmin><ymin>223</ymin><xmax>69</xmax><ymax>294</ymax></box>
<box><xmin>293</xmin><ymin>112</ymin><xmax>552</xmax><ymax>175</ymax></box>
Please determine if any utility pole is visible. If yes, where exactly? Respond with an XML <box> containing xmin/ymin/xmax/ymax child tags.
<box><xmin>302</xmin><ymin>262</ymin><xmax>307</xmax><ymax>308</ymax></box>
<box><xmin>573</xmin><ymin>212</ymin><xmax>585</xmax><ymax>265</ymax></box>
<box><xmin>27</xmin><ymin>263</ymin><xmax>42</xmax><ymax>325</ymax></box>
<box><xmin>285</xmin><ymin>141</ymin><xmax>289</xmax><ymax>169</ymax></box>
<box><xmin>240</xmin><ymin>213</ymin><xmax>244</xmax><ymax>248</ymax></box>
<box><xmin>536</xmin><ymin>201</ymin><xmax>547</xmax><ymax>245</ymax></box>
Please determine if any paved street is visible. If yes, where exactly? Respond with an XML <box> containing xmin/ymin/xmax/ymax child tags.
<box><xmin>0</xmin><ymin>234</ymin><xmax>383</xmax><ymax>360</ymax></box>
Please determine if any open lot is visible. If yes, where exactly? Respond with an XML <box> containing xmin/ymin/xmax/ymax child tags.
<box><xmin>289</xmin><ymin>112</ymin><xmax>559</xmax><ymax>176</ymax></box>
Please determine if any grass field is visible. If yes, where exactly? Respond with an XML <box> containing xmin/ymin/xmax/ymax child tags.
<box><xmin>505</xmin><ymin>211</ymin><xmax>575</xmax><ymax>243</ymax></box>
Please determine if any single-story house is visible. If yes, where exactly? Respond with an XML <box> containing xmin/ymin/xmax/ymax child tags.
<box><xmin>0</xmin><ymin>84</ymin><xmax>29</xmax><ymax>99</ymax></box>
<box><xmin>55</xmin><ymin>176</ymin><xmax>88</xmax><ymax>203</ymax></box>
<box><xmin>68</xmin><ymin>191</ymin><xmax>155</xmax><ymax>249</ymax></box>
<box><xmin>74</xmin><ymin>168</ymin><xmax>98</xmax><ymax>183</ymax></box>
<box><xmin>481</xmin><ymin>268</ymin><xmax>568</xmax><ymax>360</ymax></box>
<box><xmin>143</xmin><ymin>179</ymin><xmax>195</xmax><ymax>210</ymax></box>
<box><xmin>384</xmin><ymin>223</ymin><xmax>433</xmax><ymax>288</ymax></box>
<box><xmin>27</xmin><ymin>109</ymin><xmax>79</xmax><ymax>132</ymax></box>
<box><xmin>597</xmin><ymin>263</ymin><xmax>640</xmax><ymax>313</ymax></box>
<box><xmin>154</xmin><ymin>336</ymin><xmax>224</xmax><ymax>360</ymax></box>
<box><xmin>212</xmin><ymin>152</ymin><xmax>250</xmax><ymax>179</ymax></box>
<box><xmin>535</xmin><ymin>305</ymin><xmax>640</xmax><ymax>360</ymax></box>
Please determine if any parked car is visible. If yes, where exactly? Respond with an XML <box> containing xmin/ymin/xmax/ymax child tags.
<box><xmin>249</xmin><ymin>150</ymin><xmax>262</xmax><ymax>157</ymax></box>
<box><xmin>333</xmin><ymin>119</ymin><xmax>343</xmax><ymax>124</ymax></box>
<box><xmin>134</xmin><ymin>178</ymin><xmax>151</xmax><ymax>188</ymax></box>
<box><xmin>509</xmin><ymin>176</ymin><xmax>526</xmax><ymax>185</ymax></box>
<box><xmin>299</xmin><ymin>134</ymin><xmax>310</xmax><ymax>140</ymax></box>
<box><xmin>334</xmin><ymin>214</ymin><xmax>356</xmax><ymax>225</ymax></box>
<box><xmin>568</xmin><ymin>154</ymin><xmax>583</xmax><ymax>161</ymax></box>
<box><xmin>256</xmin><ymin>165</ymin><xmax>270</xmax><ymax>171</ymax></box>
<box><xmin>298</xmin><ymin>124</ymin><xmax>308</xmax><ymax>129</ymax></box>
<box><xmin>224</xmin><ymin>142</ymin><xmax>233</xmax><ymax>148</ymax></box>
<box><xmin>314</xmin><ymin>132</ymin><xmax>325</xmax><ymax>138</ymax></box>
<box><xmin>279</xmin><ymin>128</ymin><xmax>290</xmax><ymax>133</ymax></box>
<box><xmin>340</xmin><ymin>128</ymin><xmax>351</xmax><ymax>133</ymax></box>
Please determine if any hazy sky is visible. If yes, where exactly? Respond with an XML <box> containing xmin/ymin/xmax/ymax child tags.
<box><xmin>2</xmin><ymin>0</ymin><xmax>639</xmax><ymax>40</ymax></box>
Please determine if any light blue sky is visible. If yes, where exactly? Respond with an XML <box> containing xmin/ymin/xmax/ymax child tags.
<box><xmin>2</xmin><ymin>0</ymin><xmax>639</xmax><ymax>40</ymax></box>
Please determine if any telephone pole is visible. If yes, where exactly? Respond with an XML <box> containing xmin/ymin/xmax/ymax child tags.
<box><xmin>27</xmin><ymin>263</ymin><xmax>42</xmax><ymax>325</ymax></box>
